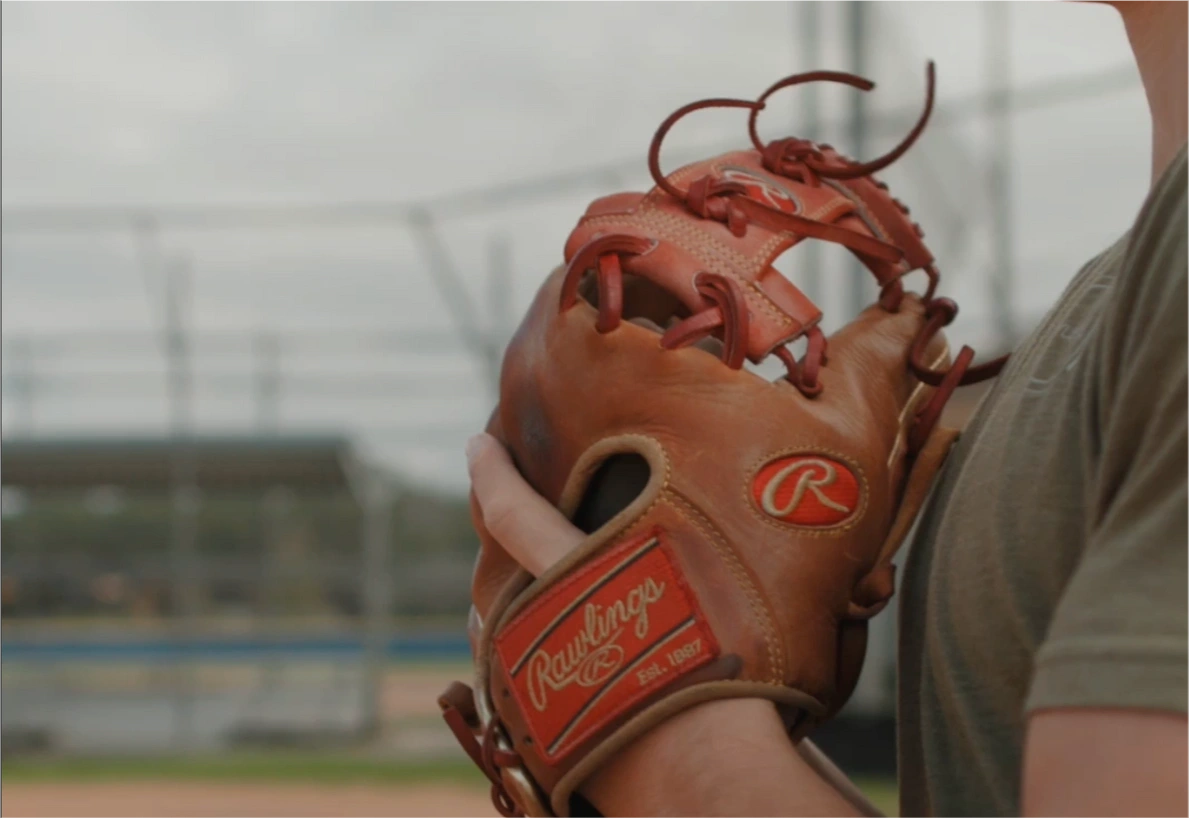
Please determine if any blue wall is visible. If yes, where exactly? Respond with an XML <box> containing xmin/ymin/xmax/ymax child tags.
<box><xmin>0</xmin><ymin>633</ymin><xmax>472</xmax><ymax>662</ymax></box>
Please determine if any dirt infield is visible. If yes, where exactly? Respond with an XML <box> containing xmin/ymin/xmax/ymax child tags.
<box><xmin>2</xmin><ymin>781</ymin><xmax>496</xmax><ymax>817</ymax></box>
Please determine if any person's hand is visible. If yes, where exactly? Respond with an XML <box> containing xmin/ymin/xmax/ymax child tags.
<box><xmin>465</xmin><ymin>432</ymin><xmax>870</xmax><ymax>817</ymax></box>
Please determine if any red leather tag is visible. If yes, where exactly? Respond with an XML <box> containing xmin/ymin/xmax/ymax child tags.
<box><xmin>494</xmin><ymin>528</ymin><xmax>718</xmax><ymax>763</ymax></box>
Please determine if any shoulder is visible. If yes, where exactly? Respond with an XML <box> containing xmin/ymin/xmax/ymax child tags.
<box><xmin>1095</xmin><ymin>147</ymin><xmax>1187</xmax><ymax>410</ymax></box>
<box><xmin>1116</xmin><ymin>146</ymin><xmax>1187</xmax><ymax>326</ymax></box>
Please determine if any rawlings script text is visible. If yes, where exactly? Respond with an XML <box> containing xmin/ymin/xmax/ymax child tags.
<box><xmin>525</xmin><ymin>577</ymin><xmax>665</xmax><ymax>712</ymax></box>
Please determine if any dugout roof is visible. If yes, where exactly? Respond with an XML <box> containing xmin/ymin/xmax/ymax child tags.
<box><xmin>1</xmin><ymin>435</ymin><xmax>358</xmax><ymax>492</ymax></box>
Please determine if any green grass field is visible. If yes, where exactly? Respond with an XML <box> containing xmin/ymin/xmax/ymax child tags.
<box><xmin>1</xmin><ymin>753</ymin><xmax>486</xmax><ymax>786</ymax></box>
<box><xmin>3</xmin><ymin>753</ymin><xmax>899</xmax><ymax>814</ymax></box>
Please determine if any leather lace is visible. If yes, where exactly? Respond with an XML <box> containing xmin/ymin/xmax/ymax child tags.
<box><xmin>439</xmin><ymin>682</ymin><xmax>525</xmax><ymax>817</ymax></box>
<box><xmin>561</xmin><ymin>61</ymin><xmax>1009</xmax><ymax>452</ymax></box>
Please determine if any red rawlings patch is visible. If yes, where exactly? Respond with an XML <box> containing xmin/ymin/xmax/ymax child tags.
<box><xmin>494</xmin><ymin>529</ymin><xmax>718</xmax><ymax>763</ymax></box>
<box><xmin>752</xmin><ymin>455</ymin><xmax>860</xmax><ymax>526</ymax></box>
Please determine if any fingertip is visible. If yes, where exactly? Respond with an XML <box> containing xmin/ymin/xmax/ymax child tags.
<box><xmin>465</xmin><ymin>432</ymin><xmax>490</xmax><ymax>464</ymax></box>
<box><xmin>465</xmin><ymin>433</ymin><xmax>501</xmax><ymax>474</ymax></box>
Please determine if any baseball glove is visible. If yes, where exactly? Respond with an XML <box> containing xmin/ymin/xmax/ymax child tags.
<box><xmin>440</xmin><ymin>63</ymin><xmax>1005</xmax><ymax>817</ymax></box>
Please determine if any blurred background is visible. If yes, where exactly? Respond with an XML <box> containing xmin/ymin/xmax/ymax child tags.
<box><xmin>1</xmin><ymin>2</ymin><xmax>1150</xmax><ymax>815</ymax></box>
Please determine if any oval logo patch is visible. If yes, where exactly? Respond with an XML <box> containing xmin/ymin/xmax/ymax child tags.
<box><xmin>720</xmin><ymin>166</ymin><xmax>800</xmax><ymax>215</ymax></box>
<box><xmin>752</xmin><ymin>455</ymin><xmax>859</xmax><ymax>526</ymax></box>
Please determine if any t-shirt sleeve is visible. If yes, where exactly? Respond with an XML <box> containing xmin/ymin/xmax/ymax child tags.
<box><xmin>1026</xmin><ymin>153</ymin><xmax>1188</xmax><ymax>715</ymax></box>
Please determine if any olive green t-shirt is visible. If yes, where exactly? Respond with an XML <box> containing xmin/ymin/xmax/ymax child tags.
<box><xmin>897</xmin><ymin>145</ymin><xmax>1188</xmax><ymax>817</ymax></box>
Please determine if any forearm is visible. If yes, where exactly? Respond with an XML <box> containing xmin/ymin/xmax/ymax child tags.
<box><xmin>582</xmin><ymin>699</ymin><xmax>870</xmax><ymax>817</ymax></box>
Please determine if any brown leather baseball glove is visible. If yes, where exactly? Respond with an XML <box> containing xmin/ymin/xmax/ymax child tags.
<box><xmin>440</xmin><ymin>63</ymin><xmax>1005</xmax><ymax>817</ymax></box>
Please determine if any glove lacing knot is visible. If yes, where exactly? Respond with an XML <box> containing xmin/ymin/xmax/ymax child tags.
<box><xmin>905</xmin><ymin>297</ymin><xmax>1007</xmax><ymax>450</ymax></box>
<box><xmin>439</xmin><ymin>682</ymin><xmax>526</xmax><ymax>817</ymax></box>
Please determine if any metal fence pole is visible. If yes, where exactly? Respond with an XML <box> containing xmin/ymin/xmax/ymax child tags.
<box><xmin>254</xmin><ymin>333</ymin><xmax>281</xmax><ymax>433</ymax></box>
<box><xmin>798</xmin><ymin>1</ymin><xmax>824</xmax><ymax>307</ymax></box>
<box><xmin>266</xmin><ymin>486</ymin><xmax>294</xmax><ymax>679</ymax></box>
<box><xmin>359</xmin><ymin>472</ymin><xmax>396</xmax><ymax>740</ymax></box>
<box><xmin>847</xmin><ymin>0</ymin><xmax>870</xmax><ymax>319</ymax></box>
<box><xmin>986</xmin><ymin>2</ymin><xmax>1018</xmax><ymax>349</ymax></box>
<box><xmin>8</xmin><ymin>337</ymin><xmax>36</xmax><ymax>435</ymax></box>
<box><xmin>164</xmin><ymin>255</ymin><xmax>200</xmax><ymax>750</ymax></box>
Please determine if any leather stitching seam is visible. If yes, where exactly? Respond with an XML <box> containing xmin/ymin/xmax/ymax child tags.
<box><xmin>660</xmin><ymin>489</ymin><xmax>783</xmax><ymax>683</ymax></box>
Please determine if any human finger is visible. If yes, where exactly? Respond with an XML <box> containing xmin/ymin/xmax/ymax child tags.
<box><xmin>466</xmin><ymin>433</ymin><xmax>583</xmax><ymax>576</ymax></box>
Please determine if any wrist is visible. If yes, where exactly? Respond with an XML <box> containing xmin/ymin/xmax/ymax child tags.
<box><xmin>581</xmin><ymin>698</ymin><xmax>801</xmax><ymax>816</ymax></box>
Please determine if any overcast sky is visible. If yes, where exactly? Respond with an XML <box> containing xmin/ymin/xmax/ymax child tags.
<box><xmin>1</xmin><ymin>2</ymin><xmax>1151</xmax><ymax>490</ymax></box>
